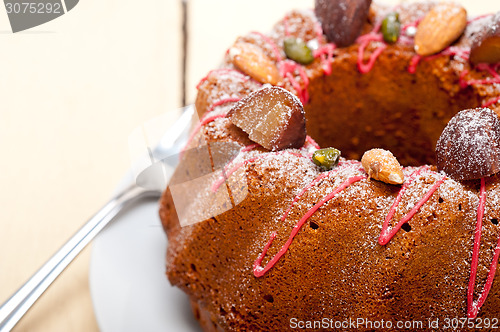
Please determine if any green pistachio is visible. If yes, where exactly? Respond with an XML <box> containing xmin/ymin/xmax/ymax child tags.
<box><xmin>312</xmin><ymin>148</ymin><xmax>341</xmax><ymax>170</ymax></box>
<box><xmin>284</xmin><ymin>37</ymin><xmax>314</xmax><ymax>65</ymax></box>
<box><xmin>381</xmin><ymin>12</ymin><xmax>401</xmax><ymax>44</ymax></box>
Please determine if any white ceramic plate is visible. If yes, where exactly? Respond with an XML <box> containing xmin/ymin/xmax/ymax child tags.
<box><xmin>89</xmin><ymin>174</ymin><xmax>202</xmax><ymax>332</ymax></box>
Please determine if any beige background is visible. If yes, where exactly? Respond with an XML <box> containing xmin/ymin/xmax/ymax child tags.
<box><xmin>0</xmin><ymin>0</ymin><xmax>498</xmax><ymax>331</ymax></box>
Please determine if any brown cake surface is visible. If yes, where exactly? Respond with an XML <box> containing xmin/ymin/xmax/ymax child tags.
<box><xmin>160</xmin><ymin>2</ymin><xmax>500</xmax><ymax>330</ymax></box>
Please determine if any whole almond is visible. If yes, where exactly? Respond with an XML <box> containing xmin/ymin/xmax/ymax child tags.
<box><xmin>414</xmin><ymin>2</ymin><xmax>467</xmax><ymax>56</ymax></box>
<box><xmin>470</xmin><ymin>12</ymin><xmax>500</xmax><ymax>64</ymax></box>
<box><xmin>361</xmin><ymin>149</ymin><xmax>404</xmax><ymax>185</ymax></box>
<box><xmin>229</xmin><ymin>42</ymin><xmax>281</xmax><ymax>85</ymax></box>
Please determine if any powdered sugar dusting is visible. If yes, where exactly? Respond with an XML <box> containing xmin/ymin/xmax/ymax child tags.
<box><xmin>228</xmin><ymin>86</ymin><xmax>306</xmax><ymax>151</ymax></box>
<box><xmin>436</xmin><ymin>108</ymin><xmax>500</xmax><ymax>181</ymax></box>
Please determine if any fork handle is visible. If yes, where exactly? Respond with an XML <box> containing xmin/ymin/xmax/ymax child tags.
<box><xmin>0</xmin><ymin>184</ymin><xmax>159</xmax><ymax>332</ymax></box>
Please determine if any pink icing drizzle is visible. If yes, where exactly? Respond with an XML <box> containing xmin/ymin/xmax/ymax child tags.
<box><xmin>314</xmin><ymin>43</ymin><xmax>336</xmax><ymax>75</ymax></box>
<box><xmin>283</xmin><ymin>14</ymin><xmax>290</xmax><ymax>37</ymax></box>
<box><xmin>253</xmin><ymin>174</ymin><xmax>367</xmax><ymax>277</ymax></box>
<box><xmin>379</xmin><ymin>167</ymin><xmax>447</xmax><ymax>245</ymax></box>
<box><xmin>468</xmin><ymin>13</ymin><xmax>494</xmax><ymax>24</ymax></box>
<box><xmin>408</xmin><ymin>55</ymin><xmax>422</xmax><ymax>74</ymax></box>
<box><xmin>424</xmin><ymin>46</ymin><xmax>470</xmax><ymax>62</ymax></box>
<box><xmin>211</xmin><ymin>150</ymin><xmax>307</xmax><ymax>193</ymax></box>
<box><xmin>461</xmin><ymin>64</ymin><xmax>500</xmax><ymax>88</ymax></box>
<box><xmin>408</xmin><ymin>46</ymin><xmax>470</xmax><ymax>74</ymax></box>
<box><xmin>208</xmin><ymin>143</ymin><xmax>259</xmax><ymax>193</ymax></box>
<box><xmin>241</xmin><ymin>143</ymin><xmax>260</xmax><ymax>152</ymax></box>
<box><xmin>356</xmin><ymin>32</ymin><xmax>387</xmax><ymax>74</ymax></box>
<box><xmin>311</xmin><ymin>17</ymin><xmax>336</xmax><ymax>75</ymax></box>
<box><xmin>279</xmin><ymin>161</ymin><xmax>356</xmax><ymax>222</ymax></box>
<box><xmin>483</xmin><ymin>96</ymin><xmax>500</xmax><ymax>108</ymax></box>
<box><xmin>279</xmin><ymin>172</ymin><xmax>330</xmax><ymax>222</ymax></box>
<box><xmin>196</xmin><ymin>68</ymin><xmax>249</xmax><ymax>89</ymax></box>
<box><xmin>181</xmin><ymin>98</ymin><xmax>241</xmax><ymax>156</ymax></box>
<box><xmin>180</xmin><ymin>113</ymin><xmax>226</xmax><ymax>157</ymax></box>
<box><xmin>305</xmin><ymin>135</ymin><xmax>320</xmax><ymax>149</ymax></box>
<box><xmin>250</xmin><ymin>31</ymin><xmax>283</xmax><ymax>62</ymax></box>
<box><xmin>251</xmin><ymin>28</ymin><xmax>312</xmax><ymax>103</ymax></box>
<box><xmin>314</xmin><ymin>21</ymin><xmax>323</xmax><ymax>41</ymax></box>
<box><xmin>401</xmin><ymin>17</ymin><xmax>422</xmax><ymax>33</ymax></box>
<box><xmin>280</xmin><ymin>60</ymin><xmax>310</xmax><ymax>104</ymax></box>
<box><xmin>206</xmin><ymin>97</ymin><xmax>243</xmax><ymax>113</ymax></box>
<box><xmin>467</xmin><ymin>178</ymin><xmax>500</xmax><ymax>319</ymax></box>
<box><xmin>211</xmin><ymin>155</ymin><xmax>262</xmax><ymax>193</ymax></box>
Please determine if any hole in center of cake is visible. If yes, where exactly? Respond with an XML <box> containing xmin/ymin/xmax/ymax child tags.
<box><xmin>303</xmin><ymin>62</ymin><xmax>480</xmax><ymax>166</ymax></box>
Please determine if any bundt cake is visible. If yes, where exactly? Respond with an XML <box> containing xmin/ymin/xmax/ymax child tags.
<box><xmin>160</xmin><ymin>0</ymin><xmax>500</xmax><ymax>330</ymax></box>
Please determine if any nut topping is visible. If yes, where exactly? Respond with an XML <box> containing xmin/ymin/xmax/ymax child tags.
<box><xmin>284</xmin><ymin>37</ymin><xmax>315</xmax><ymax>65</ymax></box>
<box><xmin>312</xmin><ymin>147</ymin><xmax>341</xmax><ymax>170</ymax></box>
<box><xmin>362</xmin><ymin>149</ymin><xmax>404</xmax><ymax>185</ymax></box>
<box><xmin>414</xmin><ymin>2</ymin><xmax>467</xmax><ymax>56</ymax></box>
<box><xmin>381</xmin><ymin>12</ymin><xmax>400</xmax><ymax>44</ymax></box>
<box><xmin>229</xmin><ymin>41</ymin><xmax>281</xmax><ymax>85</ymax></box>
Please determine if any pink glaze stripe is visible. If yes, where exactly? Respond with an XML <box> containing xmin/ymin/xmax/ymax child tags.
<box><xmin>483</xmin><ymin>96</ymin><xmax>500</xmax><ymax>108</ymax></box>
<box><xmin>211</xmin><ymin>155</ymin><xmax>261</xmax><ymax>193</ymax></box>
<box><xmin>356</xmin><ymin>33</ymin><xmax>386</xmax><ymax>74</ymax></box>
<box><xmin>241</xmin><ymin>143</ymin><xmax>260</xmax><ymax>152</ymax></box>
<box><xmin>280</xmin><ymin>163</ymin><xmax>350</xmax><ymax>222</ymax></box>
<box><xmin>464</xmin><ymin>77</ymin><xmax>500</xmax><ymax>86</ymax></box>
<box><xmin>468</xmin><ymin>13</ymin><xmax>494</xmax><ymax>24</ymax></box>
<box><xmin>467</xmin><ymin>178</ymin><xmax>486</xmax><ymax>318</ymax></box>
<box><xmin>408</xmin><ymin>55</ymin><xmax>422</xmax><ymax>74</ymax></box>
<box><xmin>211</xmin><ymin>150</ymin><xmax>307</xmax><ymax>193</ymax></box>
<box><xmin>206</xmin><ymin>97</ymin><xmax>242</xmax><ymax>113</ymax></box>
<box><xmin>460</xmin><ymin>64</ymin><xmax>500</xmax><ymax>88</ymax></box>
<box><xmin>358</xmin><ymin>44</ymin><xmax>387</xmax><ymax>73</ymax></box>
<box><xmin>196</xmin><ymin>68</ymin><xmax>248</xmax><ymax>89</ymax></box>
<box><xmin>213</xmin><ymin>143</ymin><xmax>260</xmax><ymax>191</ymax></box>
<box><xmin>297</xmin><ymin>65</ymin><xmax>310</xmax><ymax>103</ymax></box>
<box><xmin>286</xmin><ymin>72</ymin><xmax>305</xmax><ymax>103</ymax></box>
<box><xmin>181</xmin><ymin>98</ymin><xmax>242</xmax><ymax>155</ymax></box>
<box><xmin>460</xmin><ymin>70</ymin><xmax>500</xmax><ymax>87</ymax></box>
<box><xmin>283</xmin><ymin>14</ymin><xmax>290</xmax><ymax>37</ymax></box>
<box><xmin>314</xmin><ymin>43</ymin><xmax>336</xmax><ymax>76</ymax></box>
<box><xmin>378</xmin><ymin>167</ymin><xmax>427</xmax><ymax>244</ymax></box>
<box><xmin>314</xmin><ymin>21</ymin><xmax>323</xmax><ymax>41</ymax></box>
<box><xmin>305</xmin><ymin>135</ymin><xmax>320</xmax><ymax>149</ymax></box>
<box><xmin>467</xmin><ymin>178</ymin><xmax>500</xmax><ymax>319</ymax></box>
<box><xmin>459</xmin><ymin>69</ymin><xmax>470</xmax><ymax>89</ymax></box>
<box><xmin>279</xmin><ymin>172</ymin><xmax>329</xmax><ymax>222</ymax></box>
<box><xmin>379</xmin><ymin>167</ymin><xmax>447</xmax><ymax>245</ymax></box>
<box><xmin>482</xmin><ymin>64</ymin><xmax>500</xmax><ymax>81</ymax></box>
<box><xmin>409</xmin><ymin>47</ymin><xmax>470</xmax><ymax>73</ymax></box>
<box><xmin>281</xmin><ymin>60</ymin><xmax>310</xmax><ymax>104</ymax></box>
<box><xmin>253</xmin><ymin>174</ymin><xmax>367</xmax><ymax>277</ymax></box>
<box><xmin>425</xmin><ymin>46</ymin><xmax>470</xmax><ymax>62</ymax></box>
<box><xmin>401</xmin><ymin>17</ymin><xmax>423</xmax><ymax>32</ymax></box>
<box><xmin>180</xmin><ymin>113</ymin><xmax>226</xmax><ymax>156</ymax></box>
<box><xmin>251</xmin><ymin>31</ymin><xmax>283</xmax><ymax>62</ymax></box>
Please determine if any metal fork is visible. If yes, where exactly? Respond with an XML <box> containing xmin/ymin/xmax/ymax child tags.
<box><xmin>0</xmin><ymin>105</ymin><xmax>194</xmax><ymax>332</ymax></box>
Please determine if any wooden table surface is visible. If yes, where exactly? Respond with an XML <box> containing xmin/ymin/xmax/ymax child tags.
<box><xmin>0</xmin><ymin>0</ymin><xmax>497</xmax><ymax>331</ymax></box>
